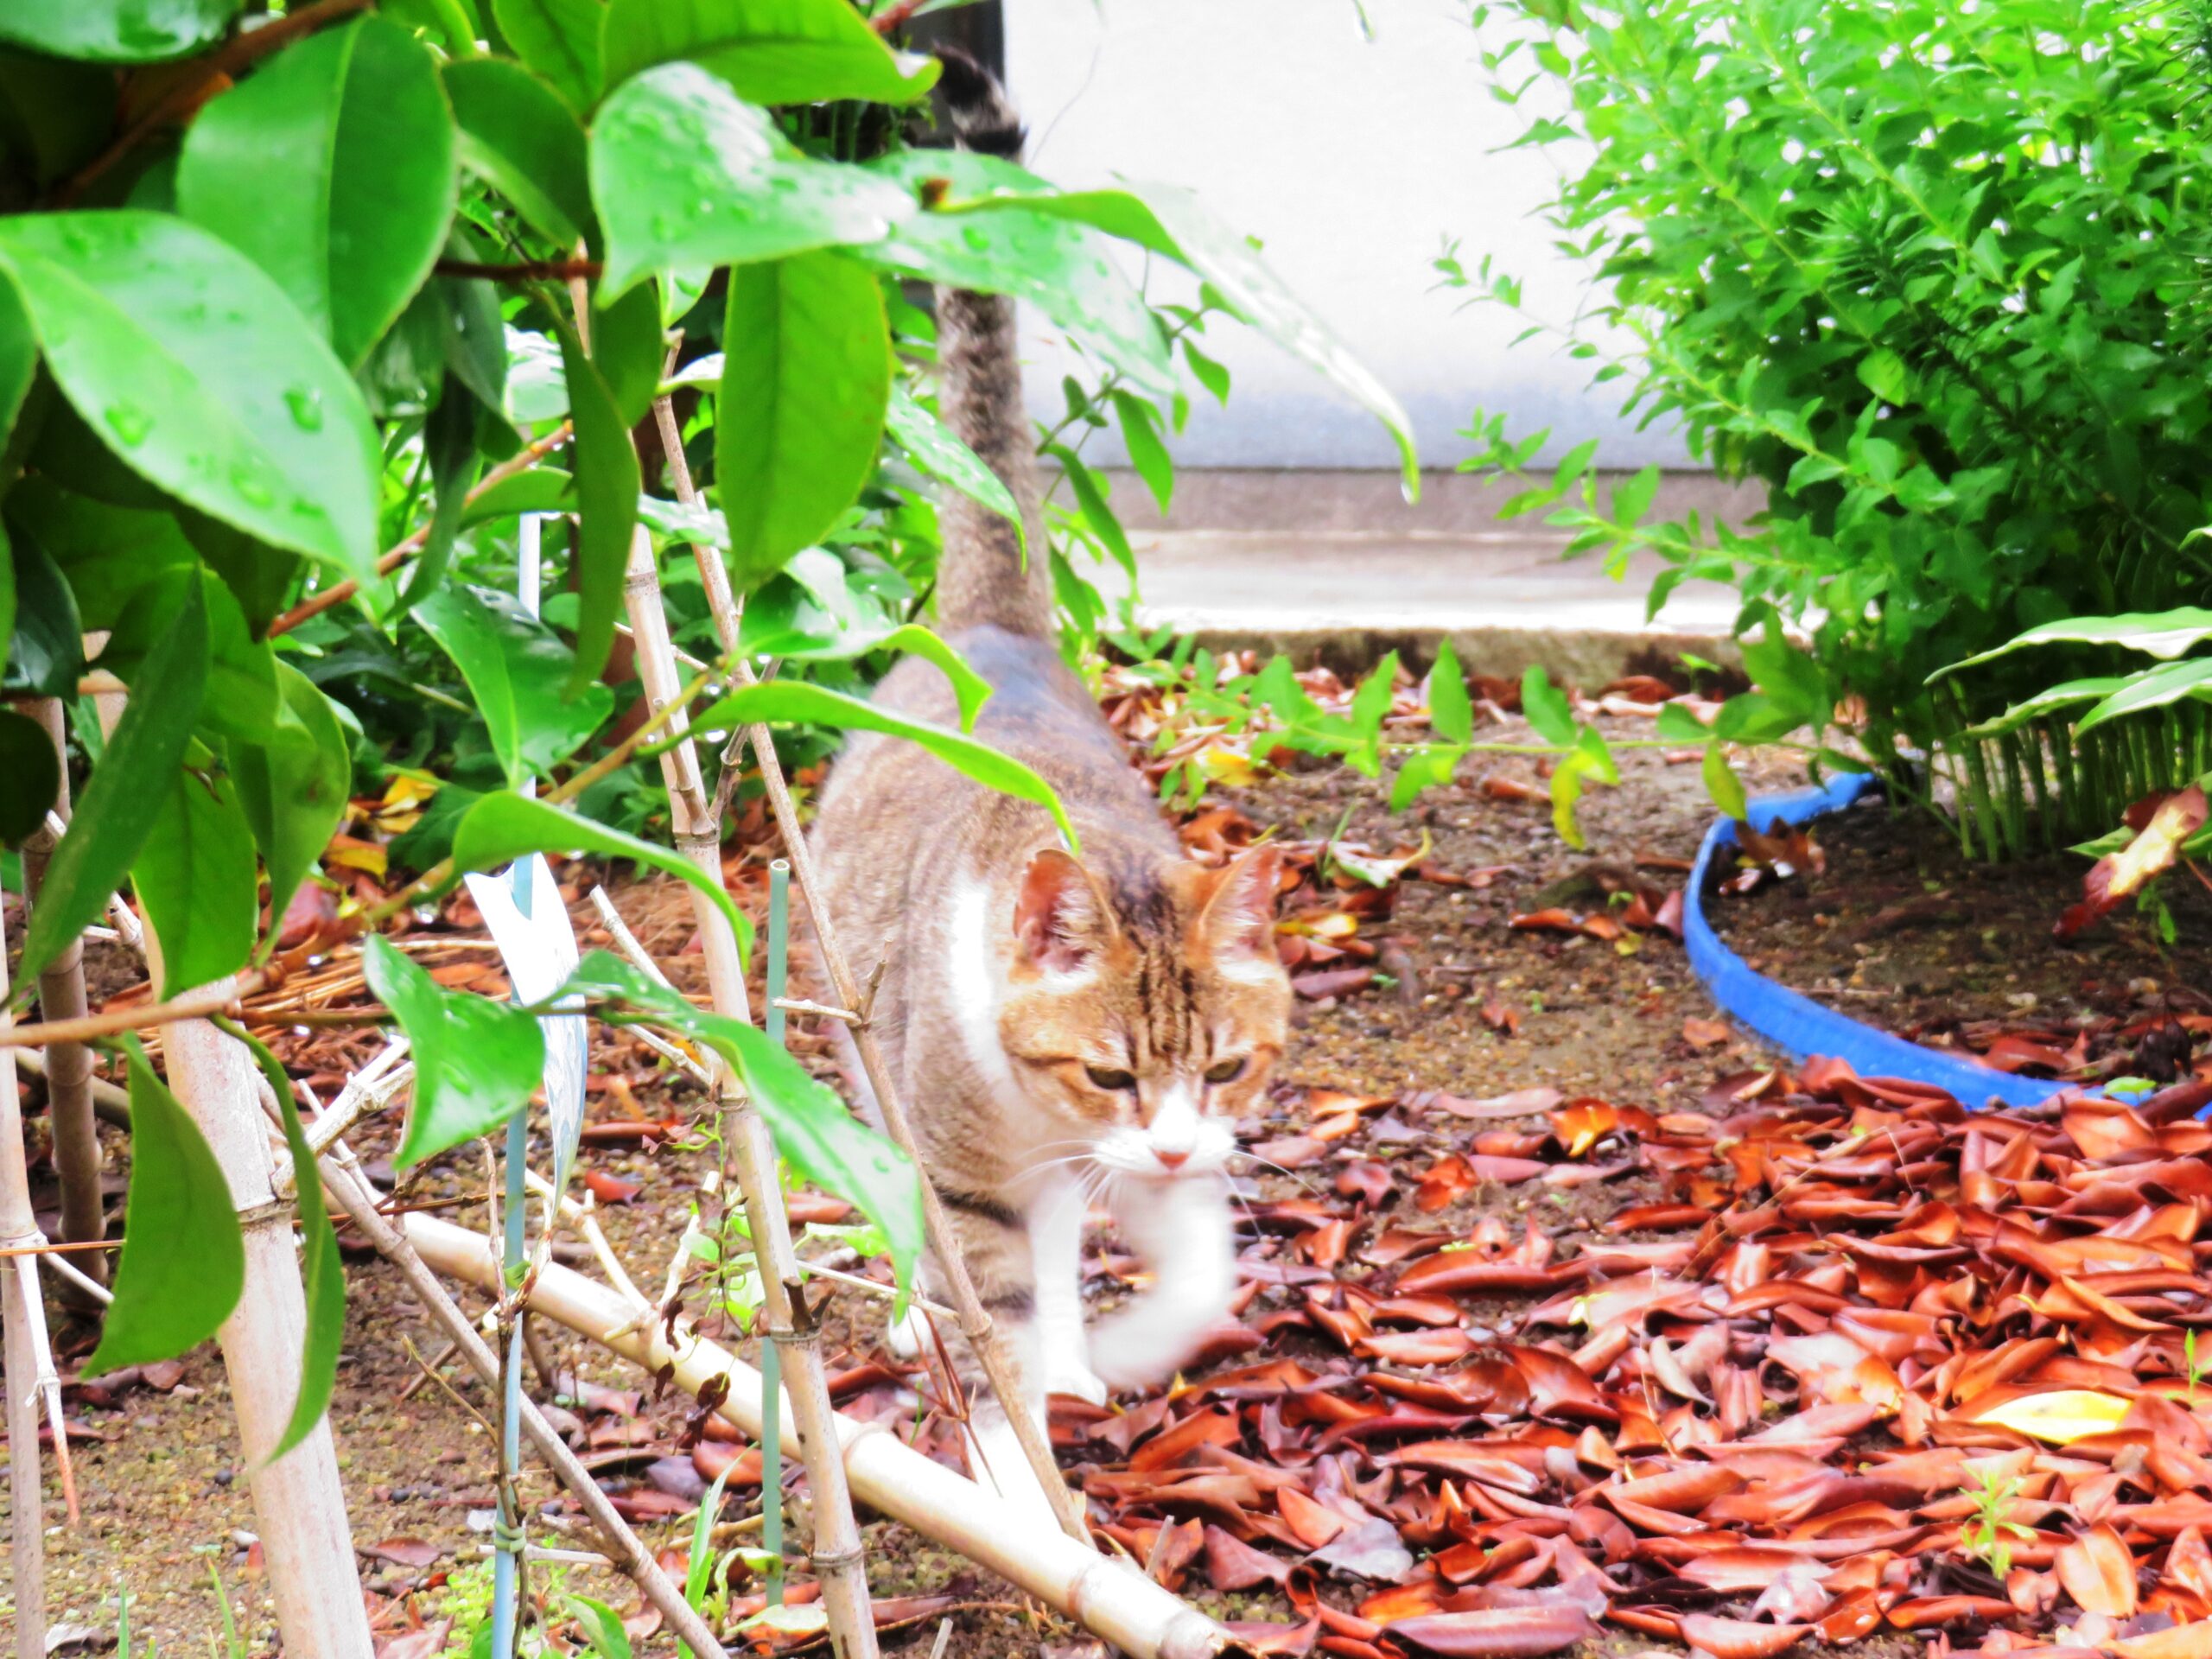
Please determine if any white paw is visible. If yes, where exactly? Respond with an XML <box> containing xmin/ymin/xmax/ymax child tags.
<box><xmin>1044</xmin><ymin>1361</ymin><xmax>1109</xmax><ymax>1407</ymax></box>
<box><xmin>886</xmin><ymin>1303</ymin><xmax>931</xmax><ymax>1361</ymax></box>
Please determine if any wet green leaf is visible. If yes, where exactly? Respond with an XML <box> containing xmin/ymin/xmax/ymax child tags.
<box><xmin>445</xmin><ymin>55</ymin><xmax>594</xmax><ymax>250</ymax></box>
<box><xmin>883</xmin><ymin>383</ymin><xmax>1021</xmax><ymax>547</ymax></box>
<box><xmin>491</xmin><ymin>0</ymin><xmax>602</xmax><ymax>113</ymax></box>
<box><xmin>0</xmin><ymin>0</ymin><xmax>240</xmax><ymax>64</ymax></box>
<box><xmin>416</xmin><ymin>583</ymin><xmax>613</xmax><ymax>787</ymax></box>
<box><xmin>555</xmin><ymin>316</ymin><xmax>639</xmax><ymax>694</ymax></box>
<box><xmin>232</xmin><ymin>663</ymin><xmax>351</xmax><ymax>954</ymax></box>
<box><xmin>601</xmin><ymin>0</ymin><xmax>938</xmax><ymax>107</ymax></box>
<box><xmin>132</xmin><ymin>749</ymin><xmax>257</xmax><ymax>997</ymax></box>
<box><xmin>365</xmin><ymin>934</ymin><xmax>546</xmax><ymax>1170</ymax></box>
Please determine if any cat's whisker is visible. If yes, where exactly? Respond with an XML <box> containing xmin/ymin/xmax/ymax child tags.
<box><xmin>1229</xmin><ymin>1148</ymin><xmax>1326</xmax><ymax>1203</ymax></box>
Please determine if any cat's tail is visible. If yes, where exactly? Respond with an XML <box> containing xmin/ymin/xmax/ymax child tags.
<box><xmin>928</xmin><ymin>47</ymin><xmax>1052</xmax><ymax>638</ymax></box>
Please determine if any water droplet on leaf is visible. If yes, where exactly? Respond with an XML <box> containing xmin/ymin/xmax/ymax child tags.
<box><xmin>105</xmin><ymin>402</ymin><xmax>150</xmax><ymax>447</ymax></box>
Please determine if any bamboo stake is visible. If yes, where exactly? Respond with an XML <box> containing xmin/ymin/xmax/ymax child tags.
<box><xmin>649</xmin><ymin>394</ymin><xmax>1089</xmax><ymax>1541</ymax></box>
<box><xmin>292</xmin><ymin>1116</ymin><xmax>736</xmax><ymax>1658</ymax></box>
<box><xmin>591</xmin><ymin>304</ymin><xmax>878</xmax><ymax>1657</ymax></box>
<box><xmin>1</xmin><ymin>940</ymin><xmax>48</xmax><ymax>1658</ymax></box>
<box><xmin>404</xmin><ymin>1211</ymin><xmax>1234</xmax><ymax>1659</ymax></box>
<box><xmin>148</xmin><ymin>977</ymin><xmax>374</xmax><ymax>1659</ymax></box>
<box><xmin>20</xmin><ymin>697</ymin><xmax>108</xmax><ymax>1306</ymax></box>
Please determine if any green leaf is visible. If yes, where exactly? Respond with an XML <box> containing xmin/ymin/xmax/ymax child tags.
<box><xmin>0</xmin><ymin>706</ymin><xmax>60</xmax><ymax>846</ymax></box>
<box><xmin>0</xmin><ymin>272</ymin><xmax>35</xmax><ymax>445</ymax></box>
<box><xmin>448</xmin><ymin>791</ymin><xmax>755</xmax><ymax>963</ymax></box>
<box><xmin>461</xmin><ymin>467</ymin><xmax>576</xmax><ymax>527</ymax></box>
<box><xmin>227</xmin><ymin>1025</ymin><xmax>346</xmax><ymax>1460</ymax></box>
<box><xmin>0</xmin><ymin>0</ymin><xmax>240</xmax><ymax>63</ymax></box>
<box><xmin>364</xmin><ymin>934</ymin><xmax>547</xmax><ymax>1169</ymax></box>
<box><xmin>1520</xmin><ymin>664</ymin><xmax>1576</xmax><ymax>748</ymax></box>
<box><xmin>416</xmin><ymin>583</ymin><xmax>613</xmax><ymax>787</ymax></box>
<box><xmin>563</xmin><ymin>1596</ymin><xmax>634</xmax><ymax>1659</ymax></box>
<box><xmin>86</xmin><ymin>1051</ymin><xmax>245</xmax><ymax>1376</ymax></box>
<box><xmin>590</xmin><ymin>63</ymin><xmax>912</xmax><ymax>302</ymax></box>
<box><xmin>592</xmin><ymin>277</ymin><xmax>664</xmax><ymax>428</ymax></box>
<box><xmin>1548</xmin><ymin>730</ymin><xmax>1617</xmax><ymax>851</ymax></box>
<box><xmin>883</xmin><ymin>383</ymin><xmax>1023</xmax><ymax>548</ymax></box>
<box><xmin>1703</xmin><ymin>742</ymin><xmax>1749</xmax><ymax>821</ymax></box>
<box><xmin>176</xmin><ymin>16</ymin><xmax>456</xmax><ymax>369</ymax></box>
<box><xmin>1654</xmin><ymin>702</ymin><xmax>1712</xmax><ymax>744</ymax></box>
<box><xmin>601</xmin><ymin>0</ymin><xmax>939</xmax><ymax>106</ymax></box>
<box><xmin>1936</xmin><ymin>608</ymin><xmax>2212</xmax><ymax>678</ymax></box>
<box><xmin>555</xmin><ymin>316</ymin><xmax>640</xmax><ymax>694</ymax></box>
<box><xmin>491</xmin><ymin>0</ymin><xmax>603</xmax><ymax>113</ymax></box>
<box><xmin>561</xmin><ymin>951</ymin><xmax>925</xmax><ymax>1294</ymax></box>
<box><xmin>860</xmin><ymin>175</ymin><xmax>1173</xmax><ymax>397</ymax></box>
<box><xmin>1610</xmin><ymin>463</ymin><xmax>1660</xmax><ymax>528</ymax></box>
<box><xmin>106</xmin><ymin>565</ymin><xmax>276</xmax><ymax>744</ymax></box>
<box><xmin>1427</xmin><ymin>640</ymin><xmax>1473</xmax><ymax>747</ymax></box>
<box><xmin>445</xmin><ymin>56</ymin><xmax>594</xmax><ymax>250</ymax></box>
<box><xmin>19</xmin><ymin>579</ymin><xmax>207</xmax><ymax>983</ymax></box>
<box><xmin>1856</xmin><ymin>347</ymin><xmax>1909</xmax><ymax>404</ymax></box>
<box><xmin>132</xmin><ymin>752</ymin><xmax>257</xmax><ymax>997</ymax></box>
<box><xmin>1389</xmin><ymin>742</ymin><xmax>1463</xmax><ymax>811</ymax></box>
<box><xmin>3</xmin><ymin>528</ymin><xmax>83</xmax><ymax>697</ymax></box>
<box><xmin>0</xmin><ymin>213</ymin><xmax>381</xmax><ymax>579</ymax></box>
<box><xmin>1047</xmin><ymin>444</ymin><xmax>1133</xmax><ymax>577</ymax></box>
<box><xmin>684</xmin><ymin>679</ymin><xmax>1077</xmax><ymax>848</ymax></box>
<box><xmin>232</xmin><ymin>663</ymin><xmax>351</xmax><ymax>952</ymax></box>
<box><xmin>1960</xmin><ymin>676</ymin><xmax>2131</xmax><ymax>741</ymax></box>
<box><xmin>1110</xmin><ymin>391</ymin><xmax>1173</xmax><ymax>517</ymax></box>
<box><xmin>2075</xmin><ymin>658</ymin><xmax>2212</xmax><ymax>734</ymax></box>
<box><xmin>717</xmin><ymin>250</ymin><xmax>891</xmax><ymax>588</ymax></box>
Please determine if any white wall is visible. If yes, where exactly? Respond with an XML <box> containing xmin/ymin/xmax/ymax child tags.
<box><xmin>1004</xmin><ymin>0</ymin><xmax>1688</xmax><ymax>472</ymax></box>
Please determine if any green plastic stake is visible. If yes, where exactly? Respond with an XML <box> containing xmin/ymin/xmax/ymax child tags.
<box><xmin>761</xmin><ymin>857</ymin><xmax>790</xmax><ymax>1606</ymax></box>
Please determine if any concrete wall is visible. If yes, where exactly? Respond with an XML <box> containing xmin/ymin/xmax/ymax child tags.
<box><xmin>1003</xmin><ymin>0</ymin><xmax>1689</xmax><ymax>474</ymax></box>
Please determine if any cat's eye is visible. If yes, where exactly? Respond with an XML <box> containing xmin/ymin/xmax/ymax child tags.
<box><xmin>1205</xmin><ymin>1057</ymin><xmax>1249</xmax><ymax>1084</ymax></box>
<box><xmin>1084</xmin><ymin>1065</ymin><xmax>1135</xmax><ymax>1092</ymax></box>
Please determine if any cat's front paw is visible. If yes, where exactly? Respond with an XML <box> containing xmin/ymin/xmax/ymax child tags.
<box><xmin>1043</xmin><ymin>1360</ymin><xmax>1109</xmax><ymax>1407</ymax></box>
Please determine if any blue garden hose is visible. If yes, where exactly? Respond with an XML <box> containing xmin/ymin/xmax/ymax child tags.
<box><xmin>1682</xmin><ymin>770</ymin><xmax>2075</xmax><ymax>1110</ymax></box>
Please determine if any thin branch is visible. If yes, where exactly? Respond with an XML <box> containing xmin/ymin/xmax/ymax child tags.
<box><xmin>436</xmin><ymin>258</ymin><xmax>603</xmax><ymax>283</ymax></box>
<box><xmin>58</xmin><ymin>0</ymin><xmax>375</xmax><ymax>205</ymax></box>
<box><xmin>265</xmin><ymin>421</ymin><xmax>575</xmax><ymax>639</ymax></box>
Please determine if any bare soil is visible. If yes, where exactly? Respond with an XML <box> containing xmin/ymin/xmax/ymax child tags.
<box><xmin>8</xmin><ymin>720</ymin><xmax>1816</xmax><ymax>1655</ymax></box>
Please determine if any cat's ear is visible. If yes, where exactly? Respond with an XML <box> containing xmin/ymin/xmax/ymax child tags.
<box><xmin>1197</xmin><ymin>846</ymin><xmax>1281</xmax><ymax>958</ymax></box>
<box><xmin>1014</xmin><ymin>849</ymin><xmax>1109</xmax><ymax>973</ymax></box>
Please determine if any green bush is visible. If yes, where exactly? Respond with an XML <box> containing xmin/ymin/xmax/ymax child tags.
<box><xmin>1452</xmin><ymin>0</ymin><xmax>2212</xmax><ymax>855</ymax></box>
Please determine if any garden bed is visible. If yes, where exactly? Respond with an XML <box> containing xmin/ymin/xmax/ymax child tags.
<box><xmin>1704</xmin><ymin>793</ymin><xmax>2212</xmax><ymax>1090</ymax></box>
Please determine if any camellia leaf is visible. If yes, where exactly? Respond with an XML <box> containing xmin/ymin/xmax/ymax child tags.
<box><xmin>0</xmin><ymin>0</ymin><xmax>241</xmax><ymax>64</ymax></box>
<box><xmin>861</xmin><ymin>184</ymin><xmax>1174</xmax><ymax>399</ymax></box>
<box><xmin>132</xmin><ymin>748</ymin><xmax>259</xmax><ymax>998</ymax></box>
<box><xmin>491</xmin><ymin>0</ymin><xmax>602</xmax><ymax>113</ymax></box>
<box><xmin>0</xmin><ymin>270</ymin><xmax>33</xmax><ymax>443</ymax></box>
<box><xmin>364</xmin><ymin>934</ymin><xmax>547</xmax><ymax>1170</ymax></box>
<box><xmin>415</xmin><ymin>583</ymin><xmax>613</xmax><ymax>787</ymax></box>
<box><xmin>86</xmin><ymin>1050</ymin><xmax>246</xmax><ymax>1376</ymax></box>
<box><xmin>19</xmin><ymin>579</ymin><xmax>207</xmax><ymax>982</ymax></box>
<box><xmin>600</xmin><ymin>0</ymin><xmax>938</xmax><ymax>107</ymax></box>
<box><xmin>232</xmin><ymin>663</ymin><xmax>351</xmax><ymax>956</ymax></box>
<box><xmin>445</xmin><ymin>56</ymin><xmax>594</xmax><ymax>251</ymax></box>
<box><xmin>227</xmin><ymin>1024</ymin><xmax>346</xmax><ymax>1460</ymax></box>
<box><xmin>591</xmin><ymin>278</ymin><xmax>665</xmax><ymax>429</ymax></box>
<box><xmin>0</xmin><ymin>705</ymin><xmax>60</xmax><ymax>845</ymax></box>
<box><xmin>561</xmin><ymin>950</ymin><xmax>925</xmax><ymax>1294</ymax></box>
<box><xmin>883</xmin><ymin>383</ymin><xmax>1022</xmax><ymax>550</ymax></box>
<box><xmin>1427</xmin><ymin>639</ymin><xmax>1473</xmax><ymax>747</ymax></box>
<box><xmin>683</xmin><ymin>679</ymin><xmax>1076</xmax><ymax>846</ymax></box>
<box><xmin>0</xmin><ymin>213</ymin><xmax>381</xmax><ymax>578</ymax></box>
<box><xmin>177</xmin><ymin>16</ymin><xmax>455</xmax><ymax>369</ymax></box>
<box><xmin>717</xmin><ymin>249</ymin><xmax>892</xmax><ymax>588</ymax></box>
<box><xmin>448</xmin><ymin>791</ymin><xmax>754</xmax><ymax>963</ymax></box>
<box><xmin>590</xmin><ymin>63</ymin><xmax>912</xmax><ymax>302</ymax></box>
<box><xmin>783</xmin><ymin>623</ymin><xmax>992</xmax><ymax>732</ymax></box>
<box><xmin>3</xmin><ymin>528</ymin><xmax>83</xmax><ymax>697</ymax></box>
<box><xmin>555</xmin><ymin>316</ymin><xmax>639</xmax><ymax>694</ymax></box>
<box><xmin>1964</xmin><ymin>1388</ymin><xmax>2133</xmax><ymax>1445</ymax></box>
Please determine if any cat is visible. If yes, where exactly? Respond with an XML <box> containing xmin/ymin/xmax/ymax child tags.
<box><xmin>805</xmin><ymin>48</ymin><xmax>1293</xmax><ymax>1522</ymax></box>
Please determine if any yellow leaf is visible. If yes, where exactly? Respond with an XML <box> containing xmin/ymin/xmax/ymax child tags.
<box><xmin>1199</xmin><ymin>747</ymin><xmax>1260</xmax><ymax>786</ymax></box>
<box><xmin>1966</xmin><ymin>1389</ymin><xmax>2131</xmax><ymax>1444</ymax></box>
<box><xmin>327</xmin><ymin>843</ymin><xmax>388</xmax><ymax>878</ymax></box>
<box><xmin>380</xmin><ymin>771</ymin><xmax>438</xmax><ymax>809</ymax></box>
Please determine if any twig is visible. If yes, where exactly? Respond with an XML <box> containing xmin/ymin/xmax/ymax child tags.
<box><xmin>588</xmin><ymin>888</ymin><xmax>713</xmax><ymax>1086</ymax></box>
<box><xmin>265</xmin><ymin>422</ymin><xmax>575</xmax><ymax>639</ymax></box>
<box><xmin>436</xmin><ymin>258</ymin><xmax>603</xmax><ymax>282</ymax></box>
<box><xmin>0</xmin><ymin>974</ymin><xmax>265</xmax><ymax>1050</ymax></box>
<box><xmin>37</xmin><ymin>1249</ymin><xmax>113</xmax><ymax>1309</ymax></box>
<box><xmin>57</xmin><ymin>0</ymin><xmax>375</xmax><ymax>204</ymax></box>
<box><xmin>798</xmin><ymin>1257</ymin><xmax>958</xmax><ymax>1322</ymax></box>
<box><xmin>773</xmin><ymin>996</ymin><xmax>862</xmax><ymax>1025</ymax></box>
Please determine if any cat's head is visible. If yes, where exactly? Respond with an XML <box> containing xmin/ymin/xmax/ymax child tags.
<box><xmin>995</xmin><ymin>843</ymin><xmax>1291</xmax><ymax>1179</ymax></box>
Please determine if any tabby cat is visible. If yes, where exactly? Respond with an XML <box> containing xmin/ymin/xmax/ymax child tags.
<box><xmin>806</xmin><ymin>49</ymin><xmax>1292</xmax><ymax>1521</ymax></box>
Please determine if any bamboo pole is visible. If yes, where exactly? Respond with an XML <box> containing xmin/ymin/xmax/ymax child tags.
<box><xmin>19</xmin><ymin>697</ymin><xmax>107</xmax><ymax>1306</ymax></box>
<box><xmin>647</xmin><ymin>395</ymin><xmax>1090</xmax><ymax>1541</ymax></box>
<box><xmin>291</xmin><ymin>1120</ymin><xmax>735</xmax><ymax>1658</ymax></box>
<box><xmin>149</xmin><ymin>981</ymin><xmax>375</xmax><ymax>1659</ymax></box>
<box><xmin>404</xmin><ymin>1212</ymin><xmax>1235</xmax><ymax>1659</ymax></box>
<box><xmin>2</xmin><ymin>940</ymin><xmax>48</xmax><ymax>1658</ymax></box>
<box><xmin>591</xmin><ymin>301</ymin><xmax>878</xmax><ymax>1659</ymax></box>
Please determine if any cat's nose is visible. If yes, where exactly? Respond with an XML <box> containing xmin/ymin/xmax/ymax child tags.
<box><xmin>1154</xmin><ymin>1147</ymin><xmax>1190</xmax><ymax>1171</ymax></box>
